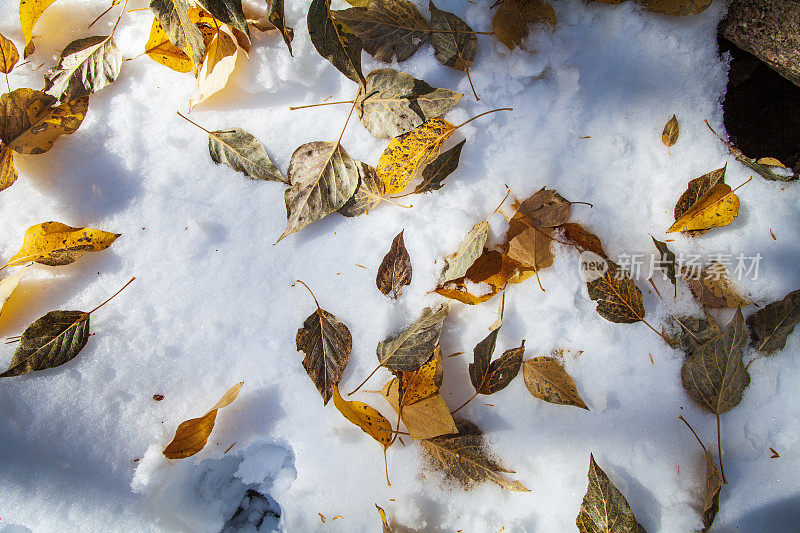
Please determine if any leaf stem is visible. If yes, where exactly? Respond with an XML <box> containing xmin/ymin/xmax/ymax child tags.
<box><xmin>336</xmin><ymin>87</ymin><xmax>361</xmax><ymax>146</ymax></box>
<box><xmin>89</xmin><ymin>3</ymin><xmax>116</xmax><ymax>28</ymax></box>
<box><xmin>717</xmin><ymin>412</ymin><xmax>728</xmax><ymax>484</ymax></box>
<box><xmin>111</xmin><ymin>0</ymin><xmax>131</xmax><ymax>36</ymax></box>
<box><xmin>293</xmin><ymin>280</ymin><xmax>320</xmax><ymax>309</ymax></box>
<box><xmin>454</xmin><ymin>107</ymin><xmax>512</xmax><ymax>129</ymax></box>
<box><xmin>490</xmin><ymin>185</ymin><xmax>512</xmax><ymax>215</ymax></box>
<box><xmin>678</xmin><ymin>415</ymin><xmax>709</xmax><ymax>454</ymax></box>
<box><xmin>378</xmin><ymin>196</ymin><xmax>412</xmax><ymax>209</ymax></box>
<box><xmin>465</xmin><ymin>69</ymin><xmax>479</xmax><ymax>100</ymax></box>
<box><xmin>87</xmin><ymin>276</ymin><xmax>136</xmax><ymax>315</ymax></box>
<box><xmin>451</xmin><ymin>391</ymin><xmax>477</xmax><ymax>415</ymax></box>
<box><xmin>569</xmin><ymin>201</ymin><xmax>593</xmax><ymax>208</ymax></box>
<box><xmin>348</xmin><ymin>364</ymin><xmax>381</xmax><ymax>396</ymax></box>
<box><xmin>176</xmin><ymin>111</ymin><xmax>210</xmax><ymax>134</ymax></box>
<box><xmin>383</xmin><ymin>448</ymin><xmax>391</xmax><ymax>486</ymax></box>
<box><xmin>289</xmin><ymin>100</ymin><xmax>355</xmax><ymax>111</ymax></box>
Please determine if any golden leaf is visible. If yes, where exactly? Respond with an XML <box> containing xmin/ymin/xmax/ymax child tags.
<box><xmin>19</xmin><ymin>0</ymin><xmax>58</xmax><ymax>55</ymax></box>
<box><xmin>5</xmin><ymin>221</ymin><xmax>120</xmax><ymax>268</ymax></box>
<box><xmin>0</xmin><ymin>148</ymin><xmax>18</xmax><ymax>192</ymax></box>
<box><xmin>0</xmin><ymin>89</ymin><xmax>88</xmax><ymax>155</ymax></box>
<box><xmin>682</xmin><ymin>262</ymin><xmax>750</xmax><ymax>309</ymax></box>
<box><xmin>376</xmin><ymin>504</ymin><xmax>393</xmax><ymax>533</ymax></box>
<box><xmin>667</xmin><ymin>183</ymin><xmax>739</xmax><ymax>233</ymax></box>
<box><xmin>0</xmin><ymin>265</ymin><xmax>30</xmax><ymax>319</ymax></box>
<box><xmin>163</xmin><ymin>381</ymin><xmax>243</xmax><ymax>459</ymax></box>
<box><xmin>0</xmin><ymin>32</ymin><xmax>20</xmax><ymax>73</ymax></box>
<box><xmin>662</xmin><ymin>114</ymin><xmax>679</xmax><ymax>147</ymax></box>
<box><xmin>492</xmin><ymin>0</ymin><xmax>556</xmax><ymax>50</ymax></box>
<box><xmin>523</xmin><ymin>356</ymin><xmax>589</xmax><ymax>409</ymax></box>
<box><xmin>381</xmin><ymin>377</ymin><xmax>456</xmax><ymax>440</ymax></box>
<box><xmin>145</xmin><ymin>17</ymin><xmax>194</xmax><ymax>73</ymax></box>
<box><xmin>332</xmin><ymin>386</ymin><xmax>392</xmax><ymax>449</ymax></box>
<box><xmin>190</xmin><ymin>23</ymin><xmax>240</xmax><ymax>109</ymax></box>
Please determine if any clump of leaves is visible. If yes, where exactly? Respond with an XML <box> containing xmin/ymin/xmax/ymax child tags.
<box><xmin>576</xmin><ymin>454</ymin><xmax>643</xmax><ymax>533</ymax></box>
<box><xmin>163</xmin><ymin>381</ymin><xmax>243</xmax><ymax>459</ymax></box>
<box><xmin>376</xmin><ymin>230</ymin><xmax>412</xmax><ymax>299</ymax></box>
<box><xmin>421</xmin><ymin>418</ymin><xmax>529</xmax><ymax>491</ymax></box>
<box><xmin>746</xmin><ymin>289</ymin><xmax>800</xmax><ymax>354</ymax></box>
<box><xmin>1</xmin><ymin>277</ymin><xmax>135</xmax><ymax>378</ymax></box>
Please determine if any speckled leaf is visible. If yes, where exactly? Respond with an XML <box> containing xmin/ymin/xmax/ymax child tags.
<box><xmin>414</xmin><ymin>139</ymin><xmax>465</xmax><ymax>194</ymax></box>
<box><xmin>682</xmin><ymin>262</ymin><xmax>750</xmax><ymax>309</ymax></box>
<box><xmin>0</xmin><ymin>89</ymin><xmax>88</xmax><ymax>155</ymax></box>
<box><xmin>377</xmin><ymin>303</ymin><xmax>450</xmax><ymax>372</ymax></box>
<box><xmin>208</xmin><ymin>128</ymin><xmax>286</xmax><ymax>182</ymax></box>
<box><xmin>576</xmin><ymin>454</ymin><xmax>640</xmax><ymax>533</ymax></box>
<box><xmin>19</xmin><ymin>0</ymin><xmax>58</xmax><ymax>55</ymax></box>
<box><xmin>746</xmin><ymin>289</ymin><xmax>800</xmax><ymax>354</ymax></box>
<box><xmin>586</xmin><ymin>261</ymin><xmax>645</xmax><ymax>324</ymax></box>
<box><xmin>0</xmin><ymin>148</ymin><xmax>17</xmax><ymax>192</ymax></box>
<box><xmin>308</xmin><ymin>0</ymin><xmax>366</xmax><ymax>86</ymax></box>
<box><xmin>421</xmin><ymin>418</ymin><xmax>530</xmax><ymax>491</ymax></box>
<box><xmin>428</xmin><ymin>0</ymin><xmax>476</xmax><ymax>72</ymax></box>
<box><xmin>332</xmin><ymin>386</ymin><xmax>392</xmax><ymax>449</ymax></box>
<box><xmin>470</xmin><ymin>331</ymin><xmax>524</xmax><ymax>395</ymax></box>
<box><xmin>651</xmin><ymin>236</ymin><xmax>676</xmax><ymax>293</ymax></box>
<box><xmin>381</xmin><ymin>375</ymin><xmax>455</xmax><ymax>440</ymax></box>
<box><xmin>681</xmin><ymin>308</ymin><xmax>750</xmax><ymax>415</ymax></box>
<box><xmin>441</xmin><ymin>220</ymin><xmax>489</xmax><ymax>283</ymax></box>
<box><xmin>333</xmin><ymin>0</ymin><xmax>429</xmax><ymax>62</ymax></box>
<box><xmin>492</xmin><ymin>0</ymin><xmax>556</xmax><ymax>50</ymax></box>
<box><xmin>338</xmin><ymin>161</ymin><xmax>384</xmax><ymax>217</ymax></box>
<box><xmin>194</xmin><ymin>0</ymin><xmax>249</xmax><ymax>44</ymax></box>
<box><xmin>377</xmin><ymin>117</ymin><xmax>455</xmax><ymax>193</ymax></box>
<box><xmin>149</xmin><ymin>0</ymin><xmax>206</xmax><ymax>70</ymax></box>
<box><xmin>0</xmin><ymin>310</ymin><xmax>89</xmax><ymax>377</ymax></box>
<box><xmin>43</xmin><ymin>35</ymin><xmax>122</xmax><ymax>104</ymax></box>
<box><xmin>279</xmin><ymin>141</ymin><xmax>359</xmax><ymax>241</ymax></box>
<box><xmin>356</xmin><ymin>68</ymin><xmax>462</xmax><ymax>139</ymax></box>
<box><xmin>643</xmin><ymin>0</ymin><xmax>712</xmax><ymax>16</ymax></box>
<box><xmin>0</xmin><ymin>265</ymin><xmax>30</xmax><ymax>319</ymax></box>
<box><xmin>6</xmin><ymin>221</ymin><xmax>120</xmax><ymax>268</ymax></box>
<box><xmin>662</xmin><ymin>114</ymin><xmax>679</xmax><ymax>147</ymax></box>
<box><xmin>163</xmin><ymin>381</ymin><xmax>243</xmax><ymax>459</ymax></box>
<box><xmin>523</xmin><ymin>356</ymin><xmax>588</xmax><ymax>409</ymax></box>
<box><xmin>0</xmin><ymin>32</ymin><xmax>19</xmax><ymax>73</ymax></box>
<box><xmin>267</xmin><ymin>0</ymin><xmax>294</xmax><ymax>55</ymax></box>
<box><xmin>398</xmin><ymin>346</ymin><xmax>443</xmax><ymax>405</ymax></box>
<box><xmin>376</xmin><ymin>230</ymin><xmax>412</xmax><ymax>299</ymax></box>
<box><xmin>561</xmin><ymin>222</ymin><xmax>607</xmax><ymax>258</ymax></box>
<box><xmin>296</xmin><ymin>302</ymin><xmax>352</xmax><ymax>405</ymax></box>
<box><xmin>673</xmin><ymin>166</ymin><xmax>726</xmax><ymax>236</ymax></box>
<box><xmin>517</xmin><ymin>187</ymin><xmax>571</xmax><ymax>227</ymax></box>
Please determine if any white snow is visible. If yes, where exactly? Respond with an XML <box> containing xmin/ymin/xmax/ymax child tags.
<box><xmin>1</xmin><ymin>0</ymin><xmax>799</xmax><ymax>531</ymax></box>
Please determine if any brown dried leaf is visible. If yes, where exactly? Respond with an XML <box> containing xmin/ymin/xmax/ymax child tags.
<box><xmin>492</xmin><ymin>0</ymin><xmax>556</xmax><ymax>50</ymax></box>
<box><xmin>504</xmin><ymin>215</ymin><xmax>555</xmax><ymax>271</ymax></box>
<box><xmin>673</xmin><ymin>166</ymin><xmax>726</xmax><ymax>237</ymax></box>
<box><xmin>662</xmin><ymin>114</ymin><xmax>679</xmax><ymax>147</ymax></box>
<box><xmin>517</xmin><ymin>187</ymin><xmax>571</xmax><ymax>227</ymax></box>
<box><xmin>523</xmin><ymin>356</ymin><xmax>588</xmax><ymax>409</ymax></box>
<box><xmin>435</xmin><ymin>249</ymin><xmax>533</xmax><ymax>305</ymax></box>
<box><xmin>561</xmin><ymin>222</ymin><xmax>607</xmax><ymax>258</ymax></box>
<box><xmin>586</xmin><ymin>261</ymin><xmax>645</xmax><ymax>324</ymax></box>
<box><xmin>469</xmin><ymin>329</ymin><xmax>524</xmax><ymax>395</ymax></box>
<box><xmin>376</xmin><ymin>230</ymin><xmax>412</xmax><ymax>299</ymax></box>
<box><xmin>746</xmin><ymin>289</ymin><xmax>800</xmax><ymax>354</ymax></box>
<box><xmin>377</xmin><ymin>303</ymin><xmax>450</xmax><ymax>372</ymax></box>
<box><xmin>576</xmin><ymin>454</ymin><xmax>640</xmax><ymax>533</ymax></box>
<box><xmin>682</xmin><ymin>262</ymin><xmax>750</xmax><ymax>309</ymax></box>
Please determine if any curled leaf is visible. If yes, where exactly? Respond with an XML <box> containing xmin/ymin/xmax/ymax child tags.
<box><xmin>746</xmin><ymin>289</ymin><xmax>800</xmax><ymax>354</ymax></box>
<box><xmin>436</xmin><ymin>249</ymin><xmax>532</xmax><ymax>305</ymax></box>
<box><xmin>376</xmin><ymin>504</ymin><xmax>393</xmax><ymax>533</ymax></box>
<box><xmin>267</xmin><ymin>0</ymin><xmax>294</xmax><ymax>55</ymax></box>
<box><xmin>651</xmin><ymin>236</ymin><xmax>676</xmax><ymax>293</ymax></box>
<box><xmin>44</xmin><ymin>35</ymin><xmax>122</xmax><ymax>104</ymax></box>
<box><xmin>163</xmin><ymin>381</ymin><xmax>243</xmax><ymax>459</ymax></box>
<box><xmin>376</xmin><ymin>230</ymin><xmax>412</xmax><ymax>299</ymax></box>
<box><xmin>6</xmin><ymin>221</ymin><xmax>120</xmax><ymax>268</ymax></box>
<box><xmin>190</xmin><ymin>25</ymin><xmax>240</xmax><ymax>109</ymax></box>
<box><xmin>0</xmin><ymin>265</ymin><xmax>30</xmax><ymax>319</ymax></box>
<box><xmin>523</xmin><ymin>356</ymin><xmax>588</xmax><ymax>409</ymax></box>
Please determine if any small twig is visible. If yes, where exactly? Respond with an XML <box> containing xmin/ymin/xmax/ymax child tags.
<box><xmin>451</xmin><ymin>391</ymin><xmax>478</xmax><ymax>415</ymax></box>
<box><xmin>289</xmin><ymin>100</ymin><xmax>355</xmax><ymax>111</ymax></box>
<box><xmin>87</xmin><ymin>277</ymin><xmax>136</xmax><ymax>315</ymax></box>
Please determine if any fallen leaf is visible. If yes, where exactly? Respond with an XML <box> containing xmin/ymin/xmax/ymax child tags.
<box><xmin>43</xmin><ymin>35</ymin><xmax>122</xmax><ymax>104</ymax></box>
<box><xmin>333</xmin><ymin>0</ymin><xmax>429</xmax><ymax>63</ymax></box>
<box><xmin>667</xmin><ymin>182</ymin><xmax>739</xmax><ymax>234</ymax></box>
<box><xmin>356</xmin><ymin>68</ymin><xmax>462</xmax><ymax>139</ymax></box>
<box><xmin>279</xmin><ymin>141</ymin><xmax>359</xmax><ymax>241</ymax></box>
<box><xmin>492</xmin><ymin>0</ymin><xmax>556</xmax><ymax>50</ymax></box>
<box><xmin>376</xmin><ymin>230</ymin><xmax>412</xmax><ymax>298</ymax></box>
<box><xmin>163</xmin><ymin>381</ymin><xmax>243</xmax><ymax>459</ymax></box>
<box><xmin>421</xmin><ymin>418</ymin><xmax>529</xmax><ymax>491</ymax></box>
<box><xmin>504</xmin><ymin>216</ymin><xmax>555</xmax><ymax>272</ymax></box>
<box><xmin>332</xmin><ymin>386</ymin><xmax>392</xmax><ymax>449</ymax></box>
<box><xmin>338</xmin><ymin>161</ymin><xmax>385</xmax><ymax>217</ymax></box>
<box><xmin>586</xmin><ymin>261</ymin><xmax>645</xmax><ymax>324</ymax></box>
<box><xmin>5</xmin><ymin>221</ymin><xmax>120</xmax><ymax>268</ymax></box>
<box><xmin>0</xmin><ymin>265</ymin><xmax>31</xmax><ymax>319</ymax></box>
<box><xmin>377</xmin><ymin>117</ymin><xmax>455</xmax><ymax>193</ymax></box>
<box><xmin>194</xmin><ymin>0</ymin><xmax>249</xmax><ymax>46</ymax></box>
<box><xmin>145</xmin><ymin>17</ymin><xmax>195</xmax><ymax>73</ymax></box>
<box><xmin>643</xmin><ymin>0</ymin><xmax>712</xmax><ymax>16</ymax></box>
<box><xmin>679</xmin><ymin>416</ymin><xmax>722</xmax><ymax>531</ymax></box>
<box><xmin>149</xmin><ymin>0</ymin><xmax>207</xmax><ymax>71</ymax></box>
<box><xmin>377</xmin><ymin>303</ymin><xmax>450</xmax><ymax>372</ymax></box>
<box><xmin>295</xmin><ymin>282</ymin><xmax>352</xmax><ymax>405</ymax></box>
<box><xmin>561</xmin><ymin>222</ymin><xmax>607</xmax><ymax>258</ymax></box>
<box><xmin>469</xmin><ymin>329</ymin><xmax>524</xmax><ymax>395</ymax></box>
<box><xmin>267</xmin><ymin>0</ymin><xmax>294</xmax><ymax>55</ymax></box>
<box><xmin>441</xmin><ymin>221</ymin><xmax>489</xmax><ymax>283</ymax></box>
<box><xmin>0</xmin><ymin>32</ymin><xmax>19</xmax><ymax>73</ymax></box>
<box><xmin>381</xmin><ymin>376</ymin><xmax>456</xmax><ymax>439</ymax></box>
<box><xmin>682</xmin><ymin>262</ymin><xmax>750</xmax><ymax>309</ymax></box>
<box><xmin>19</xmin><ymin>0</ymin><xmax>58</xmax><ymax>55</ymax></box>
<box><xmin>746</xmin><ymin>289</ymin><xmax>800</xmax><ymax>354</ymax></box>
<box><xmin>205</xmin><ymin>127</ymin><xmax>286</xmax><ymax>182</ymax></box>
<box><xmin>376</xmin><ymin>504</ymin><xmax>393</xmax><ymax>532</ymax></box>
<box><xmin>671</xmin><ymin>166</ymin><xmax>728</xmax><ymax>236</ymax></box>
<box><xmin>681</xmin><ymin>308</ymin><xmax>750</xmax><ymax>415</ymax></box>
<box><xmin>0</xmin><ymin>89</ymin><xmax>88</xmax><ymax>155</ymax></box>
<box><xmin>414</xmin><ymin>139</ymin><xmax>465</xmax><ymax>194</ymax></box>
<box><xmin>576</xmin><ymin>454</ymin><xmax>640</xmax><ymax>533</ymax></box>
<box><xmin>523</xmin><ymin>356</ymin><xmax>588</xmax><ymax>409</ymax></box>
<box><xmin>398</xmin><ymin>346</ymin><xmax>443</xmax><ymax>405</ymax></box>
<box><xmin>308</xmin><ymin>0</ymin><xmax>366</xmax><ymax>86</ymax></box>
<box><xmin>428</xmin><ymin>0</ymin><xmax>478</xmax><ymax>96</ymax></box>
<box><xmin>0</xmin><ymin>148</ymin><xmax>17</xmax><ymax>192</ymax></box>
<box><xmin>668</xmin><ymin>314</ymin><xmax>720</xmax><ymax>358</ymax></box>
<box><xmin>651</xmin><ymin>236</ymin><xmax>676</xmax><ymax>294</ymax></box>
<box><xmin>190</xmin><ymin>24</ymin><xmax>240</xmax><ymax>108</ymax></box>
<box><xmin>436</xmin><ymin>249</ymin><xmax>532</xmax><ymax>305</ymax></box>
<box><xmin>516</xmin><ymin>188</ymin><xmax>571</xmax><ymax>227</ymax></box>
<box><xmin>662</xmin><ymin>114</ymin><xmax>679</xmax><ymax>147</ymax></box>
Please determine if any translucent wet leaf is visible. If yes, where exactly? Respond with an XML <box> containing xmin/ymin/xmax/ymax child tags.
<box><xmin>492</xmin><ymin>0</ymin><xmax>556</xmax><ymax>50</ymax></box>
<box><xmin>523</xmin><ymin>356</ymin><xmax>588</xmax><ymax>409</ymax></box>
<box><xmin>662</xmin><ymin>114</ymin><xmax>679</xmax><ymax>147</ymax></box>
<box><xmin>0</xmin><ymin>89</ymin><xmax>88</xmax><ymax>155</ymax></box>
<box><xmin>5</xmin><ymin>221</ymin><xmax>120</xmax><ymax>268</ymax></box>
<box><xmin>338</xmin><ymin>162</ymin><xmax>384</xmax><ymax>217</ymax></box>
<box><xmin>190</xmin><ymin>24</ymin><xmax>240</xmax><ymax>109</ymax></box>
<box><xmin>377</xmin><ymin>303</ymin><xmax>449</xmax><ymax>372</ymax></box>
<box><xmin>149</xmin><ymin>0</ymin><xmax>207</xmax><ymax>70</ymax></box>
<box><xmin>746</xmin><ymin>289</ymin><xmax>800</xmax><ymax>354</ymax></box>
<box><xmin>332</xmin><ymin>386</ymin><xmax>392</xmax><ymax>449</ymax></box>
<box><xmin>163</xmin><ymin>381</ymin><xmax>243</xmax><ymax>459</ymax></box>
<box><xmin>376</xmin><ymin>230</ymin><xmax>412</xmax><ymax>299</ymax></box>
<box><xmin>586</xmin><ymin>261</ymin><xmax>645</xmax><ymax>324</ymax></box>
<box><xmin>308</xmin><ymin>0</ymin><xmax>366</xmax><ymax>86</ymax></box>
<box><xmin>44</xmin><ymin>35</ymin><xmax>122</xmax><ymax>104</ymax></box>
<box><xmin>576</xmin><ymin>454</ymin><xmax>641</xmax><ymax>533</ymax></box>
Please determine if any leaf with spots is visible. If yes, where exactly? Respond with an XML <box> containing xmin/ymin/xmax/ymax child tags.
<box><xmin>397</xmin><ymin>346</ymin><xmax>443</xmax><ymax>405</ymax></box>
<box><xmin>682</xmin><ymin>262</ymin><xmax>750</xmax><ymax>309</ymax></box>
<box><xmin>586</xmin><ymin>261</ymin><xmax>645</xmax><ymax>324</ymax></box>
<box><xmin>333</xmin><ymin>0</ymin><xmax>429</xmax><ymax>63</ymax></box>
<box><xmin>523</xmin><ymin>356</ymin><xmax>588</xmax><ymax>409</ymax></box>
<box><xmin>746</xmin><ymin>289</ymin><xmax>800</xmax><ymax>354</ymax></box>
<box><xmin>421</xmin><ymin>418</ymin><xmax>529</xmax><ymax>491</ymax></box>
<box><xmin>267</xmin><ymin>0</ymin><xmax>294</xmax><ymax>55</ymax></box>
<box><xmin>332</xmin><ymin>386</ymin><xmax>392</xmax><ymax>449</ymax></box>
<box><xmin>294</xmin><ymin>281</ymin><xmax>352</xmax><ymax>405</ymax></box>
<box><xmin>43</xmin><ymin>35</ymin><xmax>122</xmax><ymax>104</ymax></box>
<box><xmin>145</xmin><ymin>16</ymin><xmax>195</xmax><ymax>73</ymax></box>
<box><xmin>163</xmin><ymin>381</ymin><xmax>243</xmax><ymax>459</ymax></box>
<box><xmin>308</xmin><ymin>0</ymin><xmax>366</xmax><ymax>86</ymax></box>
<box><xmin>356</xmin><ymin>68</ymin><xmax>462</xmax><ymax>139</ymax></box>
<box><xmin>338</xmin><ymin>162</ymin><xmax>385</xmax><ymax>217</ymax></box>
<box><xmin>662</xmin><ymin>114</ymin><xmax>679</xmax><ymax>147</ymax></box>
<box><xmin>428</xmin><ymin>0</ymin><xmax>478</xmax><ymax>98</ymax></box>
<box><xmin>193</xmin><ymin>0</ymin><xmax>249</xmax><ymax>47</ymax></box>
<box><xmin>0</xmin><ymin>89</ymin><xmax>88</xmax><ymax>155</ymax></box>
<box><xmin>149</xmin><ymin>0</ymin><xmax>207</xmax><ymax>71</ymax></box>
<box><xmin>492</xmin><ymin>0</ymin><xmax>556</xmax><ymax>50</ymax></box>
<box><xmin>576</xmin><ymin>454</ymin><xmax>641</xmax><ymax>533</ymax></box>
<box><xmin>4</xmin><ymin>221</ymin><xmax>120</xmax><ymax>268</ymax></box>
<box><xmin>0</xmin><ymin>32</ymin><xmax>19</xmax><ymax>73</ymax></box>
<box><xmin>19</xmin><ymin>0</ymin><xmax>58</xmax><ymax>56</ymax></box>
<box><xmin>376</xmin><ymin>230</ymin><xmax>412</xmax><ymax>299</ymax></box>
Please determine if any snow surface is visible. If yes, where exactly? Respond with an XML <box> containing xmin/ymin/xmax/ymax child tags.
<box><xmin>1</xmin><ymin>0</ymin><xmax>799</xmax><ymax>531</ymax></box>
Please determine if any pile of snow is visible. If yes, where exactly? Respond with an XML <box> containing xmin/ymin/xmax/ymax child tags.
<box><xmin>1</xmin><ymin>0</ymin><xmax>798</xmax><ymax>531</ymax></box>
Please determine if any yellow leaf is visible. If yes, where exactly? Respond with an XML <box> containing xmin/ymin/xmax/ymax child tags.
<box><xmin>376</xmin><ymin>504</ymin><xmax>393</xmax><ymax>533</ymax></box>
<box><xmin>19</xmin><ymin>0</ymin><xmax>58</xmax><ymax>55</ymax></box>
<box><xmin>5</xmin><ymin>221</ymin><xmax>121</xmax><ymax>268</ymax></box>
<box><xmin>332</xmin><ymin>386</ymin><xmax>392</xmax><ymax>449</ymax></box>
<box><xmin>0</xmin><ymin>265</ymin><xmax>30</xmax><ymax>319</ymax></box>
<box><xmin>436</xmin><ymin>249</ymin><xmax>533</xmax><ymax>305</ymax></box>
<box><xmin>0</xmin><ymin>32</ymin><xmax>20</xmax><ymax>73</ymax></box>
<box><xmin>662</xmin><ymin>114</ymin><xmax>679</xmax><ymax>147</ymax></box>
<box><xmin>667</xmin><ymin>183</ymin><xmax>739</xmax><ymax>233</ymax></box>
<box><xmin>0</xmin><ymin>148</ymin><xmax>17</xmax><ymax>192</ymax></box>
<box><xmin>756</xmin><ymin>157</ymin><xmax>785</xmax><ymax>168</ymax></box>
<box><xmin>376</xmin><ymin>117</ymin><xmax>455</xmax><ymax>194</ymax></box>
<box><xmin>381</xmin><ymin>378</ymin><xmax>456</xmax><ymax>440</ymax></box>
<box><xmin>163</xmin><ymin>381</ymin><xmax>243</xmax><ymax>459</ymax></box>
<box><xmin>398</xmin><ymin>347</ymin><xmax>443</xmax><ymax>406</ymax></box>
<box><xmin>145</xmin><ymin>17</ymin><xmax>194</xmax><ymax>73</ymax></box>
<box><xmin>190</xmin><ymin>25</ymin><xmax>240</xmax><ymax>109</ymax></box>
<box><xmin>0</xmin><ymin>89</ymin><xmax>88</xmax><ymax>155</ymax></box>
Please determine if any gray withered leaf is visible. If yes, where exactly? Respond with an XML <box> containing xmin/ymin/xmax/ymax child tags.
<box><xmin>746</xmin><ymin>289</ymin><xmax>800</xmax><ymax>354</ymax></box>
<box><xmin>586</xmin><ymin>261</ymin><xmax>645</xmax><ymax>324</ymax></box>
<box><xmin>681</xmin><ymin>419</ymin><xmax>722</xmax><ymax>530</ymax></box>
<box><xmin>44</xmin><ymin>35</ymin><xmax>122</xmax><ymax>103</ymax></box>
<box><xmin>333</xmin><ymin>0</ymin><xmax>429</xmax><ymax>63</ymax></box>
<box><xmin>149</xmin><ymin>0</ymin><xmax>206</xmax><ymax>70</ymax></box>
<box><xmin>307</xmin><ymin>0</ymin><xmax>366</xmax><ymax>87</ymax></box>
<box><xmin>0</xmin><ymin>311</ymin><xmax>90</xmax><ymax>378</ymax></box>
<box><xmin>668</xmin><ymin>314</ymin><xmax>720</xmax><ymax>358</ymax></box>
<box><xmin>207</xmin><ymin>128</ymin><xmax>286</xmax><ymax>182</ymax></box>
<box><xmin>376</xmin><ymin>230</ymin><xmax>412</xmax><ymax>299</ymax></box>
<box><xmin>441</xmin><ymin>220</ymin><xmax>489</xmax><ymax>283</ymax></box>
<box><xmin>428</xmin><ymin>0</ymin><xmax>477</xmax><ymax>73</ymax></box>
<box><xmin>377</xmin><ymin>303</ymin><xmax>450</xmax><ymax>372</ymax></box>
<box><xmin>523</xmin><ymin>356</ymin><xmax>589</xmax><ymax>410</ymax></box>
<box><xmin>356</xmin><ymin>68</ymin><xmax>462</xmax><ymax>139</ymax></box>
<box><xmin>279</xmin><ymin>141</ymin><xmax>359</xmax><ymax>241</ymax></box>
<box><xmin>421</xmin><ymin>418</ymin><xmax>529</xmax><ymax>492</ymax></box>
<box><xmin>469</xmin><ymin>329</ymin><xmax>524</xmax><ymax>395</ymax></box>
<box><xmin>338</xmin><ymin>161</ymin><xmax>384</xmax><ymax>217</ymax></box>
<box><xmin>576</xmin><ymin>454</ymin><xmax>641</xmax><ymax>533</ymax></box>
<box><xmin>651</xmin><ymin>236</ymin><xmax>676</xmax><ymax>294</ymax></box>
<box><xmin>295</xmin><ymin>294</ymin><xmax>352</xmax><ymax>405</ymax></box>
<box><xmin>681</xmin><ymin>308</ymin><xmax>750</xmax><ymax>415</ymax></box>
<box><xmin>673</xmin><ymin>165</ymin><xmax>726</xmax><ymax>237</ymax></box>
<box><xmin>415</xmin><ymin>139</ymin><xmax>465</xmax><ymax>194</ymax></box>
<box><xmin>517</xmin><ymin>187</ymin><xmax>571</xmax><ymax>227</ymax></box>
<box><xmin>194</xmin><ymin>0</ymin><xmax>250</xmax><ymax>43</ymax></box>
<box><xmin>267</xmin><ymin>0</ymin><xmax>294</xmax><ymax>55</ymax></box>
